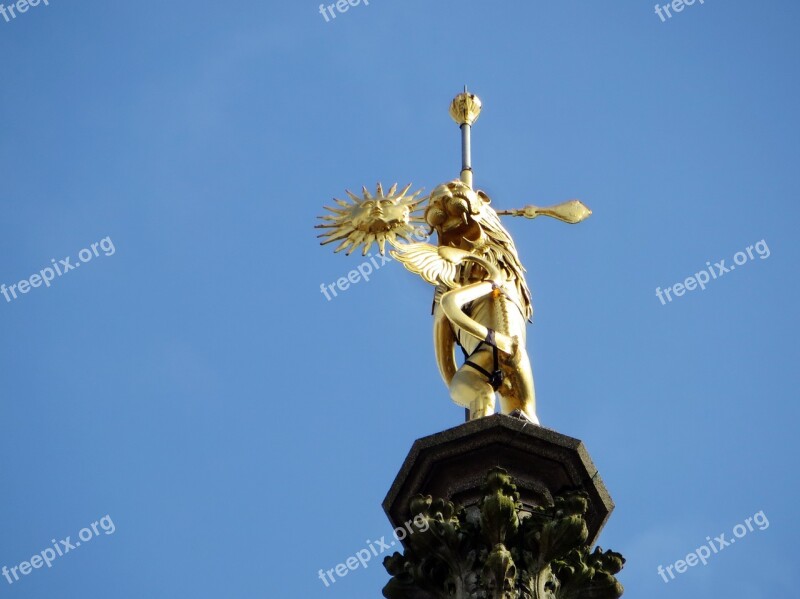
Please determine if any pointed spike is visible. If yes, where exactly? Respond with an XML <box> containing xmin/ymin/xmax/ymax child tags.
<box><xmin>323</xmin><ymin>224</ymin><xmax>354</xmax><ymax>235</ymax></box>
<box><xmin>387</xmin><ymin>183</ymin><xmax>398</xmax><ymax>197</ymax></box>
<box><xmin>362</xmin><ymin>186</ymin><xmax>373</xmax><ymax>200</ymax></box>
<box><xmin>317</xmin><ymin>227</ymin><xmax>354</xmax><ymax>240</ymax></box>
<box><xmin>323</xmin><ymin>206</ymin><xmax>348</xmax><ymax>215</ymax></box>
<box><xmin>317</xmin><ymin>226</ymin><xmax>347</xmax><ymax>238</ymax></box>
<box><xmin>342</xmin><ymin>231</ymin><xmax>365</xmax><ymax>255</ymax></box>
<box><xmin>362</xmin><ymin>239</ymin><xmax>374</xmax><ymax>256</ymax></box>
<box><xmin>319</xmin><ymin>230</ymin><xmax>354</xmax><ymax>244</ymax></box>
<box><xmin>345</xmin><ymin>189</ymin><xmax>362</xmax><ymax>202</ymax></box>
<box><xmin>334</xmin><ymin>238</ymin><xmax>352</xmax><ymax>253</ymax></box>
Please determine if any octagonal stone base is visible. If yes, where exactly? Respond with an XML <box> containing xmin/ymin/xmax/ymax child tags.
<box><xmin>383</xmin><ymin>413</ymin><xmax>614</xmax><ymax>546</ymax></box>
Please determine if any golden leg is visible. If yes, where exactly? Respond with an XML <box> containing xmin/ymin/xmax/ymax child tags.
<box><xmin>498</xmin><ymin>348</ymin><xmax>538</xmax><ymax>424</ymax></box>
<box><xmin>449</xmin><ymin>359</ymin><xmax>496</xmax><ymax>420</ymax></box>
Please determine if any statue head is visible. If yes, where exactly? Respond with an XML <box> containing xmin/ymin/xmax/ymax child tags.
<box><xmin>424</xmin><ymin>180</ymin><xmax>493</xmax><ymax>247</ymax></box>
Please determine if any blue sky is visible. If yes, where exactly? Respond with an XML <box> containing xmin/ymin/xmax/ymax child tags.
<box><xmin>1</xmin><ymin>1</ymin><xmax>798</xmax><ymax>597</ymax></box>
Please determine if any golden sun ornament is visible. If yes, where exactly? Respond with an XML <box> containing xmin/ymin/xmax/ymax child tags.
<box><xmin>316</xmin><ymin>183</ymin><xmax>426</xmax><ymax>256</ymax></box>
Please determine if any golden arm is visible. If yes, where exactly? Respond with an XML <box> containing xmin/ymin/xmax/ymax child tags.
<box><xmin>433</xmin><ymin>302</ymin><xmax>458</xmax><ymax>386</ymax></box>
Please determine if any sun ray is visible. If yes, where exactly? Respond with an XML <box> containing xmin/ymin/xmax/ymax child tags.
<box><xmin>362</xmin><ymin>233</ymin><xmax>376</xmax><ymax>256</ymax></box>
<box><xmin>318</xmin><ymin>227</ymin><xmax>355</xmax><ymax>243</ymax></box>
<box><xmin>333</xmin><ymin>237</ymin><xmax>352</xmax><ymax>253</ymax></box>
<box><xmin>322</xmin><ymin>205</ymin><xmax>349</xmax><ymax>215</ymax></box>
<box><xmin>345</xmin><ymin>231</ymin><xmax>367</xmax><ymax>255</ymax></box>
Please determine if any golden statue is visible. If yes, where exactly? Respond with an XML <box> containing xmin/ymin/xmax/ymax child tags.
<box><xmin>316</xmin><ymin>90</ymin><xmax>591</xmax><ymax>423</ymax></box>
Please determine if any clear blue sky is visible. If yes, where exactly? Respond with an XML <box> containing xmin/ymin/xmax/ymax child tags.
<box><xmin>1</xmin><ymin>1</ymin><xmax>798</xmax><ymax>597</ymax></box>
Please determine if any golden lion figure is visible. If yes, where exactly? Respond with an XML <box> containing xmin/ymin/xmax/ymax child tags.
<box><xmin>421</xmin><ymin>180</ymin><xmax>537</xmax><ymax>422</ymax></box>
<box><xmin>316</xmin><ymin>91</ymin><xmax>591</xmax><ymax>423</ymax></box>
<box><xmin>317</xmin><ymin>178</ymin><xmax>590</xmax><ymax>423</ymax></box>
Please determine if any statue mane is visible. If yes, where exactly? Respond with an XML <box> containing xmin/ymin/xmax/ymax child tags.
<box><xmin>474</xmin><ymin>202</ymin><xmax>533</xmax><ymax>320</ymax></box>
<box><xmin>424</xmin><ymin>180</ymin><xmax>532</xmax><ymax>320</ymax></box>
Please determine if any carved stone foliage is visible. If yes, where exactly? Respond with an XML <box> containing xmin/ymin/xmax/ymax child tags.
<box><xmin>383</xmin><ymin>468</ymin><xmax>624</xmax><ymax>599</ymax></box>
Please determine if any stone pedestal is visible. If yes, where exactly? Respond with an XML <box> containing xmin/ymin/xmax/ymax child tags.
<box><xmin>381</xmin><ymin>414</ymin><xmax>624</xmax><ymax>599</ymax></box>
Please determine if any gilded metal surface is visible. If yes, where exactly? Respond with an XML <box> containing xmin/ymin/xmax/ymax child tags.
<box><xmin>315</xmin><ymin>183</ymin><xmax>425</xmax><ymax>255</ymax></box>
<box><xmin>449</xmin><ymin>90</ymin><xmax>482</xmax><ymax>126</ymax></box>
<box><xmin>316</xmin><ymin>91</ymin><xmax>590</xmax><ymax>424</ymax></box>
<box><xmin>496</xmin><ymin>200</ymin><xmax>592</xmax><ymax>224</ymax></box>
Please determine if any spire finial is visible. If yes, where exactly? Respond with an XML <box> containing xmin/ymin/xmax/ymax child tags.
<box><xmin>449</xmin><ymin>89</ymin><xmax>482</xmax><ymax>189</ymax></box>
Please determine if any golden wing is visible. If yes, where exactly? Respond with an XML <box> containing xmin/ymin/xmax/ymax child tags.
<box><xmin>389</xmin><ymin>242</ymin><xmax>468</xmax><ymax>289</ymax></box>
